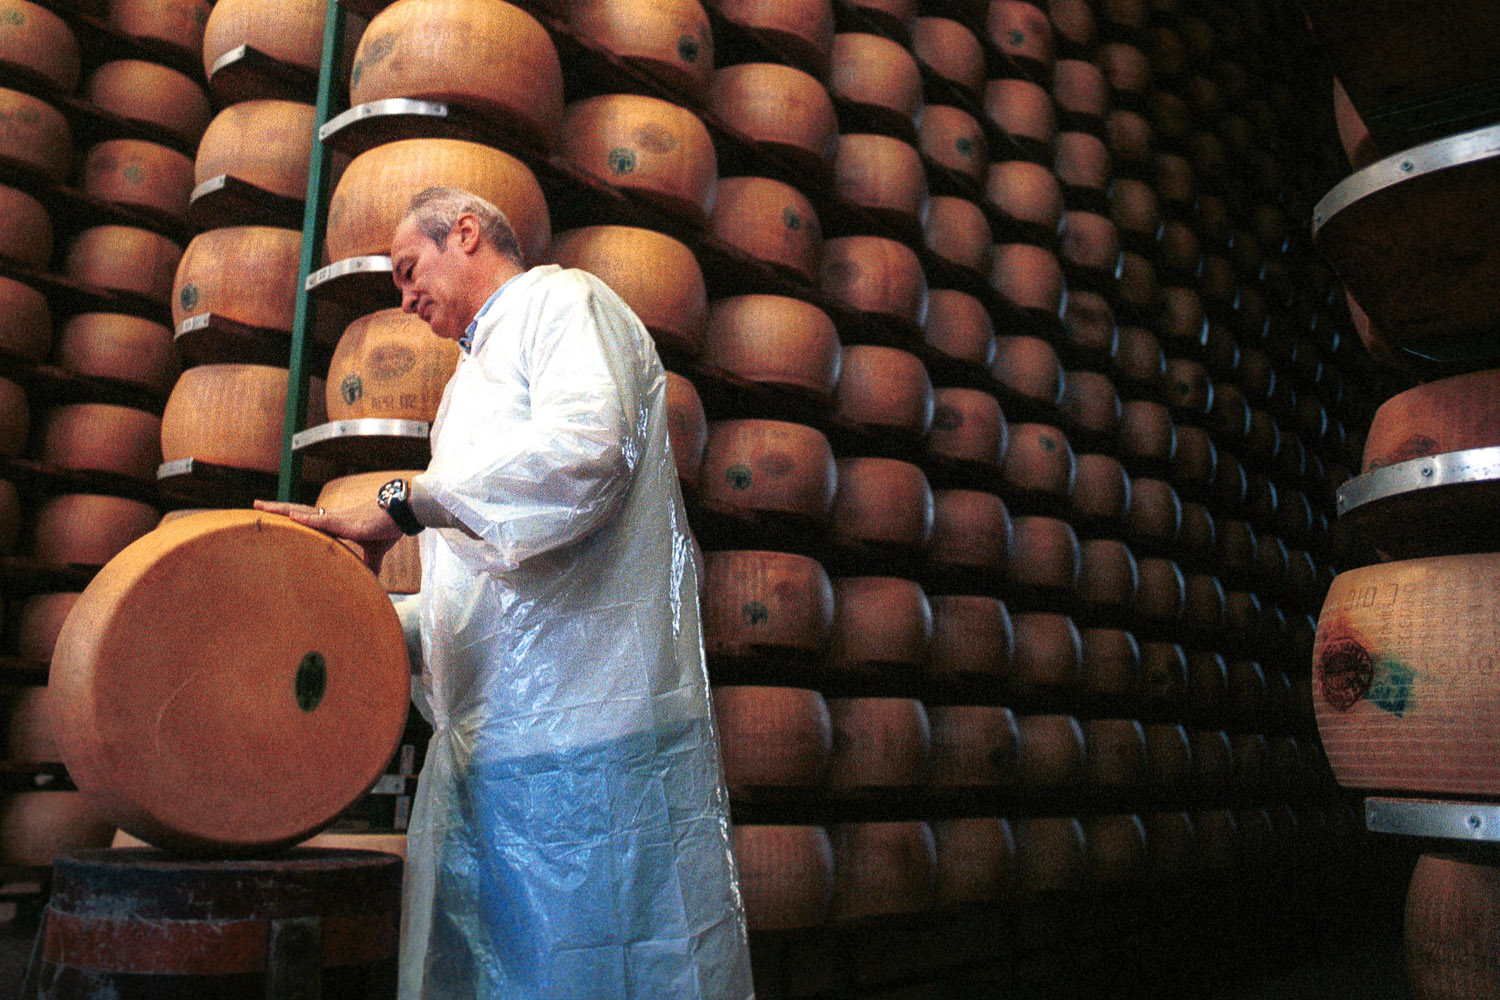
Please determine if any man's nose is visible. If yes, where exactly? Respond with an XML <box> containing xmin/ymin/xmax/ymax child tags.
<box><xmin>400</xmin><ymin>289</ymin><xmax>418</xmax><ymax>312</ymax></box>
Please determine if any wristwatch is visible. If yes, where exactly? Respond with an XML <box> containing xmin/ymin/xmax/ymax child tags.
<box><xmin>376</xmin><ymin>477</ymin><xmax>423</xmax><ymax>535</ymax></box>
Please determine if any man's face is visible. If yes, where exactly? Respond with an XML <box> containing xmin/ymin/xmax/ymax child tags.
<box><xmin>392</xmin><ymin>215</ymin><xmax>468</xmax><ymax>342</ymax></box>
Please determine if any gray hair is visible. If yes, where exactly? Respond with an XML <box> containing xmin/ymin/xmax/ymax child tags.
<box><xmin>404</xmin><ymin>186</ymin><xmax>525</xmax><ymax>266</ymax></box>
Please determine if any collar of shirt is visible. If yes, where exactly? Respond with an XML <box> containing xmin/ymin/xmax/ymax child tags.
<box><xmin>459</xmin><ymin>266</ymin><xmax>560</xmax><ymax>354</ymax></box>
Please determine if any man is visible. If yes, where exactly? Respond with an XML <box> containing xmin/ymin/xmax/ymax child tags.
<box><xmin>256</xmin><ymin>187</ymin><xmax>752</xmax><ymax>1000</ymax></box>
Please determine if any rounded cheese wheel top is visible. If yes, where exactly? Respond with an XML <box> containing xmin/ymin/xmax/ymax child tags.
<box><xmin>51</xmin><ymin>509</ymin><xmax>410</xmax><ymax>855</ymax></box>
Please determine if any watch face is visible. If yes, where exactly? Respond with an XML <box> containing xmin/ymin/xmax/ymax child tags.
<box><xmin>378</xmin><ymin>478</ymin><xmax>407</xmax><ymax>506</ymax></box>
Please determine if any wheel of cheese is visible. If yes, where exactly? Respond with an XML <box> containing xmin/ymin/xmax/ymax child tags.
<box><xmin>987</xmin><ymin>1</ymin><xmax>1052</xmax><ymax>74</ymax></box>
<box><xmin>1107</xmin><ymin>109</ymin><xmax>1152</xmax><ymax>169</ymax></box>
<box><xmin>992</xmin><ymin>334</ymin><xmax>1064</xmax><ymax>411</ymax></box>
<box><xmin>1182</xmin><ymin>573</ymin><xmax>1226</xmax><ymax>635</ymax></box>
<box><xmin>1114</xmin><ymin>253</ymin><xmax>1158</xmax><ymax>319</ymax></box>
<box><xmin>1052</xmin><ymin>58</ymin><xmax>1108</xmax><ymax>125</ymax></box>
<box><xmin>4</xmin><ymin>684</ymin><xmax>59</xmax><ymax>761</ymax></box>
<box><xmin>912</xmin><ymin>18</ymin><xmax>984</xmax><ymax>99</ymax></box>
<box><xmin>1077</xmin><ymin>538</ymin><xmax>1137</xmax><ymax>617</ymax></box>
<box><xmin>108</xmin><ymin>0</ymin><xmax>211</xmax><ymax>63</ymax></box>
<box><xmin>1060</xmin><ymin>370</ymin><xmax>1122</xmax><ymax>442</ymax></box>
<box><xmin>1010</xmin><ymin>613</ymin><xmax>1083</xmax><ymax>696</ymax></box>
<box><xmin>1125</xmin><ymin>476</ymin><xmax>1181</xmax><ymax>550</ymax></box>
<box><xmin>0</xmin><ymin>2</ymin><xmax>77</xmax><ymax>92</ymax></box>
<box><xmin>699</xmin><ymin>419</ymin><xmax>836</xmax><ymax>524</ymax></box>
<box><xmin>195</xmin><ymin>100</ymin><xmax>316</xmax><ymax>200</ymax></box>
<box><xmin>202</xmin><ymin>0</ymin><xmax>331</xmax><ymax>79</ymax></box>
<box><xmin>1082</xmin><ymin>718</ymin><xmax>1146</xmax><ymax>789</ymax></box>
<box><xmin>834</xmin><ymin>345</ymin><xmax>933</xmax><ymax>438</ymax></box>
<box><xmin>1117</xmin><ymin>399</ymin><xmax>1175</xmax><ymax>470</ymax></box>
<box><xmin>991</xmin><ymin>243</ymin><xmax>1065</xmax><ymax>319</ymax></box>
<box><xmin>701</xmin><ymin>550</ymin><xmax>833</xmax><ymax>657</ymax></box>
<box><xmin>829</xmin><ymin>821</ymin><xmax>936</xmax><ymax>920</ymax></box>
<box><xmin>713</xmin><ymin>686</ymin><xmax>831</xmax><ymax>791</ymax></box>
<box><xmin>161</xmin><ymin>364</ymin><xmax>327</xmax><ymax>475</ymax></box>
<box><xmin>927</xmin><ymin>595</ymin><xmax>1011</xmax><ymax>678</ymax></box>
<box><xmin>1150</xmin><ymin>92</ymin><xmax>1192</xmax><ymax>150</ymax></box>
<box><xmin>928</xmin><ymin>387</ymin><xmax>1006</xmax><ymax>468</ymax></box>
<box><xmin>1186</xmin><ymin>728</ymin><xmax>1234</xmax><ymax>793</ymax></box>
<box><xmin>1362</xmin><ymin>368</ymin><xmax>1500</xmax><ymax>472</ymax></box>
<box><xmin>549</xmin><ymin>226</ymin><xmax>704</xmax><ymax>355</ymax></box>
<box><xmin>55</xmin><ymin>313</ymin><xmax>178</xmax><ymax>394</ymax></box>
<box><xmin>352</xmin><ymin>0</ymin><xmax>561</xmax><ymax>151</ymax></box>
<box><xmin>1153</xmin><ymin>152</ymin><xmax>1195</xmax><ymax>211</ymax></box>
<box><xmin>567</xmin><ymin>0</ymin><xmax>711</xmax><ymax>102</ymax></box>
<box><xmin>984</xmin><ymin>79</ymin><xmax>1057</xmax><ymax>151</ymax></box>
<box><xmin>1007</xmin><ymin>515</ymin><xmax>1078</xmax><ymax>597</ymax></box>
<box><xmin>1049</xmin><ymin>0</ymin><xmax>1094</xmax><ymax>49</ymax></box>
<box><xmin>820</xmin><ymin>236</ymin><xmax>927</xmax><ymax>323</ymax></box>
<box><xmin>1158</xmin><ymin>284</ymin><xmax>1205</xmax><ymax>345</ymax></box>
<box><xmin>1000</xmin><ymin>423</ymin><xmax>1075</xmax><ymax>502</ymax></box>
<box><xmin>1110</xmin><ymin>178</ymin><xmax>1160</xmax><ymax>248</ymax></box>
<box><xmin>51</xmin><ymin>509</ymin><xmax>410</xmax><ymax>854</ymax></box>
<box><xmin>665</xmin><ymin>372</ymin><xmax>706</xmax><ymax>493</ymax></box>
<box><xmin>314</xmin><ymin>470</ymin><xmax>425</xmax><ymax>594</ymax></box>
<box><xmin>1084</xmin><ymin>813</ymin><xmax>1147</xmax><ymax>886</ymax></box>
<box><xmin>1143</xmin><ymin>724</ymin><xmax>1191</xmax><ymax>789</ymax></box>
<box><xmin>39</xmin><ymin>403</ymin><xmax>160</xmax><ymax>479</ymax></box>
<box><xmin>1184</xmin><ymin>648</ymin><xmax>1227</xmax><ymax>717</ymax></box>
<box><xmin>928</xmin><ymin>489</ymin><xmax>1010</xmax><ymax>576</ymax></box>
<box><xmin>700</xmin><ymin>295</ymin><xmax>839</xmax><ymax>402</ymax></box>
<box><xmin>328</xmin><ymin>138</ymin><xmax>550</xmax><ymax>265</ymax></box>
<box><xmin>1314</xmin><ymin>555</ymin><xmax>1500</xmax><ymax>796</ymax></box>
<box><xmin>82</xmin><ymin>140</ymin><xmax>193</xmax><ymax>222</ymax></box>
<box><xmin>30</xmin><ymin>494</ymin><xmax>161</xmax><ymax>568</ymax></box>
<box><xmin>1170</xmin><ymin>424</ymin><xmax>1216</xmax><ymax>492</ymax></box>
<box><xmin>707</xmin><ymin>0</ymin><xmax>833</xmax><ymax>78</ymax></box>
<box><xmin>1230</xmin><ymin>731</ymin><xmax>1269</xmax><ymax>793</ymax></box>
<box><xmin>1081</xmin><ymin>627</ymin><xmax>1139</xmax><ymax>700</ymax></box>
<box><xmin>1054</xmin><ymin>131</ymin><xmax>1109</xmax><ymax>195</ymax></box>
<box><xmin>173</xmin><ymin>226</ymin><xmax>301</xmax><ymax>332</ymax></box>
<box><xmin>918</xmin><ymin>106</ymin><xmax>988</xmax><ymax>186</ymax></box>
<box><xmin>1139</xmin><ymin>640</ymin><xmax>1187</xmax><ymax>710</ymax></box>
<box><xmin>928</xmin><ymin>705</ymin><xmax>1019</xmax><ymax>788</ymax></box>
<box><xmin>1209</xmin><ymin>384</ymin><xmax>1251</xmax><ymax>444</ymax></box>
<box><xmin>986</xmin><ymin>160</ymin><xmax>1063</xmax><ymax>237</ymax></box>
<box><xmin>1069</xmin><ymin>452</ymin><xmax>1129</xmax><ymax>528</ymax></box>
<box><xmin>0</xmin><ymin>378</ymin><xmax>26</xmax><ymax>458</ymax></box>
<box><xmin>0</xmin><ymin>792</ymin><xmax>113</xmax><ymax>866</ymax></box>
<box><xmin>825</xmin><ymin>697</ymin><xmax>930</xmax><ymax>791</ymax></box>
<box><xmin>1060</xmin><ymin>210</ymin><xmax>1121</xmax><ymax>281</ymax></box>
<box><xmin>0</xmin><ymin>277</ymin><xmax>49</xmax><ymax>360</ymax></box>
<box><xmin>0</xmin><ymin>185</ymin><xmax>48</xmax><ymax>270</ymax></box>
<box><xmin>1332</xmin><ymin>77</ymin><xmax>1379</xmax><ymax>170</ymax></box>
<box><xmin>1100</xmin><ymin>41</ymin><xmax>1150</xmax><ymax>97</ymax></box>
<box><xmin>85</xmin><ymin>60</ymin><xmax>210</xmax><ymax>147</ymax></box>
<box><xmin>65</xmin><ymin>226</ymin><xmax>182</xmax><ymax>306</ymax></box>
<box><xmin>831</xmin><ymin>458</ymin><xmax>933</xmax><ymax>551</ymax></box>
<box><xmin>923</xmin><ymin>196</ymin><xmax>993</xmax><ymax>276</ymax></box>
<box><xmin>922</xmin><ymin>289</ymin><xmax>994</xmax><ymax>369</ymax></box>
<box><xmin>934</xmin><ymin>817</ymin><xmax>1015</xmax><ymax>906</ymax></box>
<box><xmin>732</xmin><ymin>825</ymin><xmax>834</xmax><ymax>931</ymax></box>
<box><xmin>1013</xmin><ymin>816</ymin><xmax>1086</xmax><ymax>893</ymax></box>
<box><xmin>1133</xmin><ymin>557</ymin><xmax>1185</xmax><ymax>630</ymax></box>
<box><xmin>558</xmin><ymin>94</ymin><xmax>717</xmax><ymax>228</ymax></box>
<box><xmin>710</xmin><ymin>63</ymin><xmax>836</xmax><ymax>176</ymax></box>
<box><xmin>13</xmin><ymin>592</ymin><xmax>79</xmax><ymax>662</ymax></box>
<box><xmin>1406</xmin><ymin>853</ymin><xmax>1500</xmax><ymax>1000</ymax></box>
<box><xmin>828</xmin><ymin>33</ymin><xmax>921</xmax><ymax>128</ymax></box>
<box><xmin>326</xmin><ymin>308</ymin><xmax>460</xmax><ymax>423</ymax></box>
<box><xmin>830</xmin><ymin>577</ymin><xmax>931</xmax><ymax>671</ymax></box>
<box><xmin>1143</xmin><ymin>810</ymin><xmax>1196</xmax><ymax>879</ymax></box>
<box><xmin>709</xmin><ymin>176</ymin><xmax>821</xmax><ymax>283</ymax></box>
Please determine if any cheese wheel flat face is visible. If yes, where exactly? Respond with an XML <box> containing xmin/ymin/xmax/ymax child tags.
<box><xmin>51</xmin><ymin>510</ymin><xmax>410</xmax><ymax>855</ymax></box>
<box><xmin>1314</xmin><ymin>554</ymin><xmax>1500</xmax><ymax>797</ymax></box>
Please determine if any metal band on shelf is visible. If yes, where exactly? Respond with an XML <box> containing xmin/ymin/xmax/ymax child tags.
<box><xmin>1367</xmin><ymin>797</ymin><xmax>1500</xmax><ymax>843</ymax></box>
<box><xmin>1337</xmin><ymin>445</ymin><xmax>1500</xmax><ymax>516</ymax></box>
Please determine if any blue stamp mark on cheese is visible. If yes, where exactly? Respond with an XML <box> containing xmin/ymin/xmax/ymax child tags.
<box><xmin>607</xmin><ymin>147</ymin><xmax>637</xmax><ymax>175</ymax></box>
<box><xmin>179</xmin><ymin>284</ymin><xmax>198</xmax><ymax>311</ymax></box>
<box><xmin>341</xmin><ymin>373</ymin><xmax>363</xmax><ymax>405</ymax></box>
<box><xmin>726</xmin><ymin>464</ymin><xmax>752</xmax><ymax>489</ymax></box>
<box><xmin>743</xmin><ymin>601</ymin><xmax>768</xmax><ymax>625</ymax></box>
<box><xmin>295</xmin><ymin>651</ymin><xmax>327</xmax><ymax>712</ymax></box>
<box><xmin>1367</xmin><ymin>659</ymin><xmax>1415</xmax><ymax>718</ymax></box>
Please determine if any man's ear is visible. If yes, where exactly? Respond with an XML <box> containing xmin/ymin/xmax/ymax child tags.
<box><xmin>455</xmin><ymin>214</ymin><xmax>483</xmax><ymax>254</ymax></box>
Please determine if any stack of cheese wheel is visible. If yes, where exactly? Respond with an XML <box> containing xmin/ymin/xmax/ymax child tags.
<box><xmin>161</xmin><ymin>364</ymin><xmax>327</xmax><ymax>475</ymax></box>
<box><xmin>51</xmin><ymin>509</ymin><xmax>412</xmax><ymax>853</ymax></box>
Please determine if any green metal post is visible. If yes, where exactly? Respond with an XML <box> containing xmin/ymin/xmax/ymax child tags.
<box><xmin>277</xmin><ymin>0</ymin><xmax>349</xmax><ymax>501</ymax></box>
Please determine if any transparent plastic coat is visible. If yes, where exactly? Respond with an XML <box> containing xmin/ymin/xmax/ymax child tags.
<box><xmin>390</xmin><ymin>265</ymin><xmax>752</xmax><ymax>999</ymax></box>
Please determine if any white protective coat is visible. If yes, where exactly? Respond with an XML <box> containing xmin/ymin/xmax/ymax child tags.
<box><xmin>391</xmin><ymin>264</ymin><xmax>752</xmax><ymax>999</ymax></box>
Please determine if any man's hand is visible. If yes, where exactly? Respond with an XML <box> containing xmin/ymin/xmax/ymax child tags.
<box><xmin>253</xmin><ymin>498</ymin><xmax>404</xmax><ymax>573</ymax></box>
